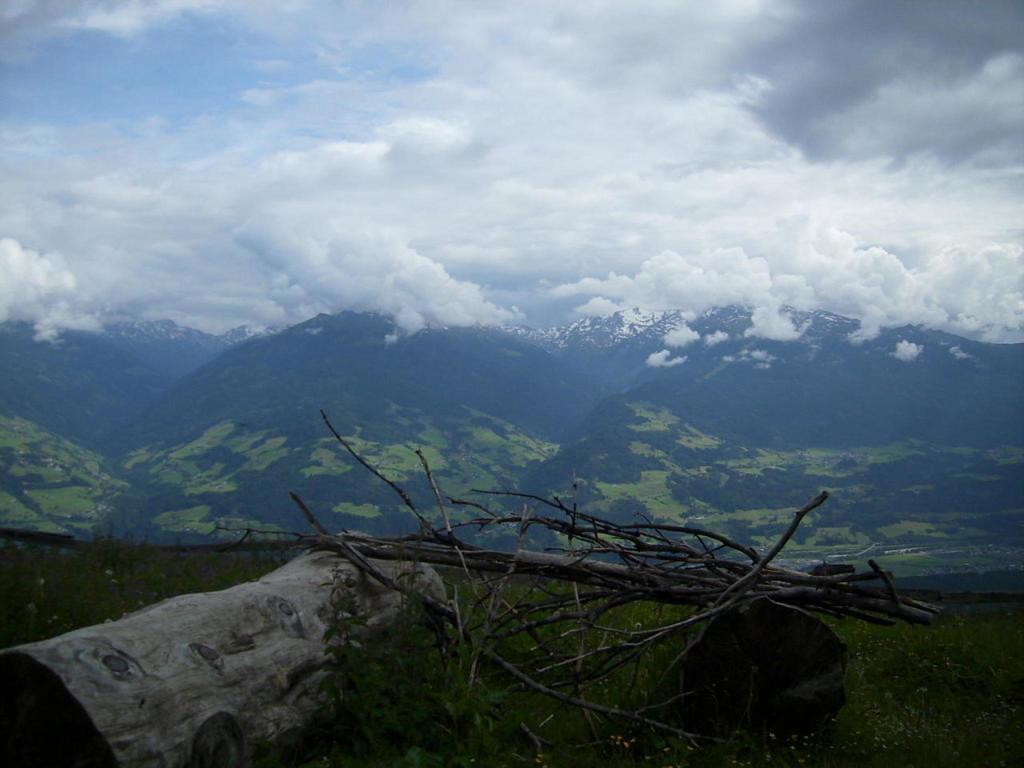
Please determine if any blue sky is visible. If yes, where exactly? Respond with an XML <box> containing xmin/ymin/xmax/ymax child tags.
<box><xmin>1</xmin><ymin>1</ymin><xmax>1022</xmax><ymax>342</ymax></box>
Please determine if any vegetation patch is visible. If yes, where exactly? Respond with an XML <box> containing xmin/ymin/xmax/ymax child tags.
<box><xmin>878</xmin><ymin>521</ymin><xmax>949</xmax><ymax>539</ymax></box>
<box><xmin>301</xmin><ymin>443</ymin><xmax>355</xmax><ymax>478</ymax></box>
<box><xmin>626</xmin><ymin>401</ymin><xmax>679</xmax><ymax>432</ymax></box>
<box><xmin>167</xmin><ymin>421</ymin><xmax>237</xmax><ymax>460</ymax></box>
<box><xmin>331</xmin><ymin>502</ymin><xmax>381</xmax><ymax>519</ymax></box>
<box><xmin>675</xmin><ymin>424</ymin><xmax>722</xmax><ymax>450</ymax></box>
<box><xmin>596</xmin><ymin>470</ymin><xmax>680</xmax><ymax>519</ymax></box>
<box><xmin>239</xmin><ymin>436</ymin><xmax>290</xmax><ymax>472</ymax></box>
<box><xmin>25</xmin><ymin>486</ymin><xmax>97</xmax><ymax>519</ymax></box>
<box><xmin>153</xmin><ymin>505</ymin><xmax>215</xmax><ymax>535</ymax></box>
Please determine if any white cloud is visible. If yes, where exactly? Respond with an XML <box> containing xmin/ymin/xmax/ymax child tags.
<box><xmin>704</xmin><ymin>330</ymin><xmax>729</xmax><ymax>346</ymax></box>
<box><xmin>723</xmin><ymin>347</ymin><xmax>776</xmax><ymax>369</ymax></box>
<box><xmin>552</xmin><ymin>226</ymin><xmax>1023</xmax><ymax>343</ymax></box>
<box><xmin>949</xmin><ymin>345</ymin><xmax>971</xmax><ymax>360</ymax></box>
<box><xmin>663</xmin><ymin>323</ymin><xmax>700</xmax><ymax>348</ymax></box>
<box><xmin>892</xmin><ymin>340</ymin><xmax>923</xmax><ymax>362</ymax></box>
<box><xmin>1</xmin><ymin>3</ymin><xmax>1021</xmax><ymax>340</ymax></box>
<box><xmin>745</xmin><ymin>305</ymin><xmax>806</xmax><ymax>341</ymax></box>
<box><xmin>0</xmin><ymin>238</ymin><xmax>98</xmax><ymax>340</ymax></box>
<box><xmin>574</xmin><ymin>297</ymin><xmax>627</xmax><ymax>316</ymax></box>
<box><xmin>646</xmin><ymin>349</ymin><xmax>687</xmax><ymax>368</ymax></box>
<box><xmin>235</xmin><ymin>217</ymin><xmax>517</xmax><ymax>334</ymax></box>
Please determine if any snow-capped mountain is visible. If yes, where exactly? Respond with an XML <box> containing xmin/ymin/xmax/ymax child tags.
<box><xmin>219</xmin><ymin>325</ymin><xmax>278</xmax><ymax>345</ymax></box>
<box><xmin>511</xmin><ymin>306</ymin><xmax>868</xmax><ymax>354</ymax></box>
<box><xmin>101</xmin><ymin>320</ymin><xmax>241</xmax><ymax>379</ymax></box>
<box><xmin>510</xmin><ymin>307</ymin><xmax>692</xmax><ymax>350</ymax></box>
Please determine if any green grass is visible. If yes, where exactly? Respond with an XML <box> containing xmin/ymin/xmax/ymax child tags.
<box><xmin>676</xmin><ymin>425</ymin><xmax>722</xmax><ymax>450</ymax></box>
<box><xmin>0</xmin><ymin>416</ymin><xmax>126</xmax><ymax>532</ymax></box>
<box><xmin>627</xmin><ymin>402</ymin><xmax>679</xmax><ymax>432</ymax></box>
<box><xmin>239</xmin><ymin>437</ymin><xmax>290</xmax><ymax>472</ymax></box>
<box><xmin>1</xmin><ymin>543</ymin><xmax>1021</xmax><ymax>767</ymax></box>
<box><xmin>167</xmin><ymin>421</ymin><xmax>238</xmax><ymax>460</ymax></box>
<box><xmin>332</xmin><ymin>502</ymin><xmax>381</xmax><ymax>519</ymax></box>
<box><xmin>877</xmin><ymin>521</ymin><xmax>948</xmax><ymax>539</ymax></box>
<box><xmin>596</xmin><ymin>470</ymin><xmax>682</xmax><ymax>519</ymax></box>
<box><xmin>24</xmin><ymin>486</ymin><xmax>98</xmax><ymax>519</ymax></box>
<box><xmin>0</xmin><ymin>540</ymin><xmax>285</xmax><ymax>649</ymax></box>
<box><xmin>152</xmin><ymin>505</ymin><xmax>215</xmax><ymax>535</ymax></box>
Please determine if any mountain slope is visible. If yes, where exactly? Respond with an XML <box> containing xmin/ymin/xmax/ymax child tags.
<box><xmin>111</xmin><ymin>312</ymin><xmax>601</xmax><ymax>537</ymax></box>
<box><xmin>0</xmin><ymin>415</ymin><xmax>127</xmax><ymax>534</ymax></box>
<box><xmin>4</xmin><ymin>306</ymin><xmax>1020</xmax><ymax>571</ymax></box>
<box><xmin>0</xmin><ymin>322</ymin><xmax>171</xmax><ymax>448</ymax></box>
<box><xmin>524</xmin><ymin>311</ymin><xmax>1024</xmax><ymax>565</ymax></box>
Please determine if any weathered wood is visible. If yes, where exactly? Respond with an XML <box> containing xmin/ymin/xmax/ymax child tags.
<box><xmin>0</xmin><ymin>550</ymin><xmax>444</xmax><ymax>768</ymax></box>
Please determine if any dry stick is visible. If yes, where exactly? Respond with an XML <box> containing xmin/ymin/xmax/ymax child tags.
<box><xmin>447</xmin><ymin>496</ymin><xmax>499</xmax><ymax>518</ymax></box>
<box><xmin>714</xmin><ymin>490</ymin><xmax>830</xmax><ymax>609</ymax></box>
<box><xmin>337</xmin><ymin>535</ymin><xmax>934</xmax><ymax>624</ymax></box>
<box><xmin>327</xmin><ymin>533</ymin><xmax>457</xmax><ymax>625</ymax></box>
<box><xmin>416</xmin><ymin>448</ymin><xmax>452</xmax><ymax>534</ymax></box>
<box><xmin>473</xmin><ymin>503</ymin><xmax>535</xmax><ymax>683</ymax></box>
<box><xmin>289</xmin><ymin>491</ymin><xmax>330</xmax><ymax>536</ymax></box>
<box><xmin>868</xmin><ymin>559</ymin><xmax>899</xmax><ymax>604</ymax></box>
<box><xmin>301</xmin><ymin>426</ymin><xmax>935</xmax><ymax>740</ymax></box>
<box><xmin>519</xmin><ymin>721</ymin><xmax>551</xmax><ymax>755</ymax></box>
<box><xmin>486</xmin><ymin>649</ymin><xmax>702</xmax><ymax>744</ymax></box>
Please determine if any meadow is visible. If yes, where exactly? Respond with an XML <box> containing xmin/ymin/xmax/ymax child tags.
<box><xmin>1</xmin><ymin>540</ymin><xmax>1021</xmax><ymax>767</ymax></box>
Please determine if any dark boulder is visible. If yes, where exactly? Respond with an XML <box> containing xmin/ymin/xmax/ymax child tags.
<box><xmin>679</xmin><ymin>598</ymin><xmax>846</xmax><ymax>735</ymax></box>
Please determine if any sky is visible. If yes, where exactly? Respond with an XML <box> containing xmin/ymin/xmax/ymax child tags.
<box><xmin>1</xmin><ymin>0</ymin><xmax>1022</xmax><ymax>342</ymax></box>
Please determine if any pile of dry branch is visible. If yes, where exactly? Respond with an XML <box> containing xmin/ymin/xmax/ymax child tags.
<box><xmin>283</xmin><ymin>411</ymin><xmax>939</xmax><ymax>740</ymax></box>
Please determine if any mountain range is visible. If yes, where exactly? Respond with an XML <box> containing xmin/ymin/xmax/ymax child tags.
<box><xmin>1</xmin><ymin>307</ymin><xmax>1021</xmax><ymax>574</ymax></box>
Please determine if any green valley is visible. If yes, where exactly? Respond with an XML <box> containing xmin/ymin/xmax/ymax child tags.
<box><xmin>0</xmin><ymin>416</ymin><xmax>127</xmax><ymax>533</ymax></box>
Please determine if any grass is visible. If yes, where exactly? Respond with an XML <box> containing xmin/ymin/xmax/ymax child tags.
<box><xmin>627</xmin><ymin>402</ymin><xmax>679</xmax><ymax>432</ymax></box>
<box><xmin>0</xmin><ymin>541</ymin><xmax>1021</xmax><ymax>767</ymax></box>
<box><xmin>0</xmin><ymin>539</ymin><xmax>284</xmax><ymax>649</ymax></box>
<box><xmin>152</xmin><ymin>504</ymin><xmax>215</xmax><ymax>535</ymax></box>
<box><xmin>0</xmin><ymin>416</ymin><xmax>126</xmax><ymax>532</ymax></box>
<box><xmin>595</xmin><ymin>470</ymin><xmax>681</xmax><ymax>519</ymax></box>
<box><xmin>332</xmin><ymin>502</ymin><xmax>381</xmax><ymax>519</ymax></box>
<box><xmin>877</xmin><ymin>521</ymin><xmax>948</xmax><ymax>539</ymax></box>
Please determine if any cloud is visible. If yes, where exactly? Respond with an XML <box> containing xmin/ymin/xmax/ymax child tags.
<box><xmin>235</xmin><ymin>217</ymin><xmax>517</xmax><ymax>334</ymax></box>
<box><xmin>742</xmin><ymin>2</ymin><xmax>1024</xmax><ymax>165</ymax></box>
<box><xmin>949</xmin><ymin>345</ymin><xmax>971</xmax><ymax>360</ymax></box>
<box><xmin>574</xmin><ymin>297</ymin><xmax>627</xmax><ymax>316</ymax></box>
<box><xmin>551</xmin><ymin>226</ymin><xmax>1023</xmax><ymax>342</ymax></box>
<box><xmin>646</xmin><ymin>350</ymin><xmax>687</xmax><ymax>368</ymax></box>
<box><xmin>0</xmin><ymin>238</ymin><xmax>98</xmax><ymax>340</ymax></box>
<box><xmin>704</xmin><ymin>330</ymin><xmax>729</xmax><ymax>346</ymax></box>
<box><xmin>663</xmin><ymin>323</ymin><xmax>700</xmax><ymax>348</ymax></box>
<box><xmin>722</xmin><ymin>347</ymin><xmax>775</xmax><ymax>369</ymax></box>
<box><xmin>892</xmin><ymin>340</ymin><xmax>923</xmax><ymax>362</ymax></box>
<box><xmin>745</xmin><ymin>305</ymin><xmax>806</xmax><ymax>341</ymax></box>
<box><xmin>1</xmin><ymin>2</ymin><xmax>1021</xmax><ymax>340</ymax></box>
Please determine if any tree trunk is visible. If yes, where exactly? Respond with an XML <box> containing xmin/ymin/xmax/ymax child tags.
<box><xmin>678</xmin><ymin>597</ymin><xmax>847</xmax><ymax>736</ymax></box>
<box><xmin>0</xmin><ymin>550</ymin><xmax>444</xmax><ymax>768</ymax></box>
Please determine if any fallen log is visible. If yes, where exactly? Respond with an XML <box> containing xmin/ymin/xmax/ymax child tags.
<box><xmin>679</xmin><ymin>598</ymin><xmax>847</xmax><ymax>735</ymax></box>
<box><xmin>0</xmin><ymin>549</ymin><xmax>444</xmax><ymax>768</ymax></box>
